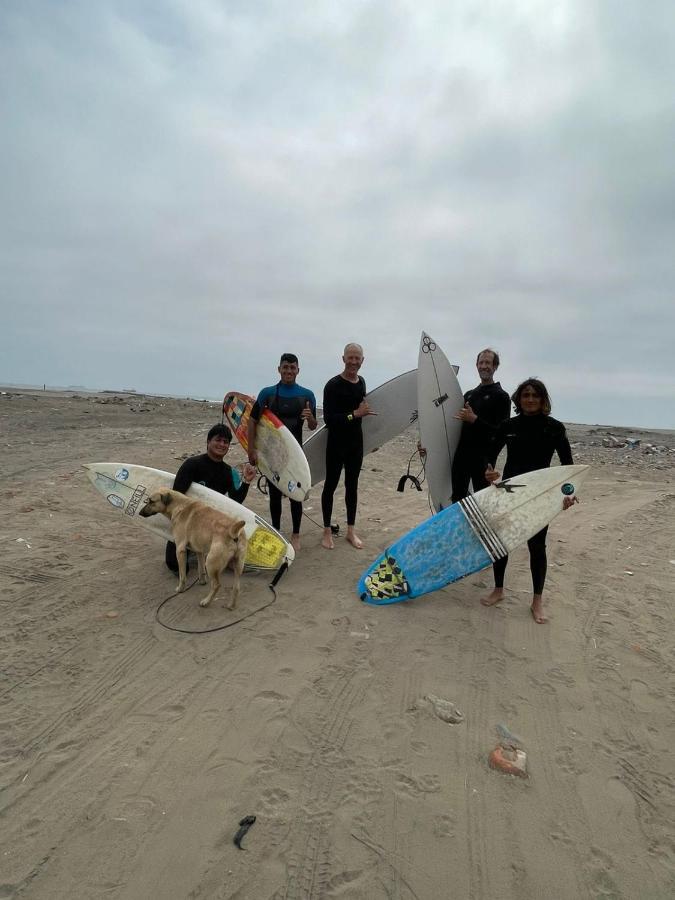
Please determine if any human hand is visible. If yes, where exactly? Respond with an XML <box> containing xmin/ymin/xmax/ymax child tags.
<box><xmin>562</xmin><ymin>495</ymin><xmax>579</xmax><ymax>511</ymax></box>
<box><xmin>354</xmin><ymin>400</ymin><xmax>376</xmax><ymax>418</ymax></box>
<box><xmin>485</xmin><ymin>464</ymin><xmax>500</xmax><ymax>484</ymax></box>
<box><xmin>248</xmin><ymin>449</ymin><xmax>258</xmax><ymax>467</ymax></box>
<box><xmin>455</xmin><ymin>402</ymin><xmax>477</xmax><ymax>424</ymax></box>
<box><xmin>300</xmin><ymin>400</ymin><xmax>315</xmax><ymax>425</ymax></box>
<box><xmin>242</xmin><ymin>463</ymin><xmax>257</xmax><ymax>483</ymax></box>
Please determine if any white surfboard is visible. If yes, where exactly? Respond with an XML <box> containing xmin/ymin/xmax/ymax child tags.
<box><xmin>302</xmin><ymin>369</ymin><xmax>419</xmax><ymax>485</ymax></box>
<box><xmin>223</xmin><ymin>392</ymin><xmax>312</xmax><ymax>501</ymax></box>
<box><xmin>83</xmin><ymin>463</ymin><xmax>294</xmax><ymax>572</ymax></box>
<box><xmin>359</xmin><ymin>465</ymin><xmax>589</xmax><ymax>603</ymax></box>
<box><xmin>469</xmin><ymin>464</ymin><xmax>588</xmax><ymax>553</ymax></box>
<box><xmin>417</xmin><ymin>332</ymin><xmax>465</xmax><ymax>512</ymax></box>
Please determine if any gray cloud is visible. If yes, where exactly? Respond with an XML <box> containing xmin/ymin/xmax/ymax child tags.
<box><xmin>1</xmin><ymin>0</ymin><xmax>674</xmax><ymax>426</ymax></box>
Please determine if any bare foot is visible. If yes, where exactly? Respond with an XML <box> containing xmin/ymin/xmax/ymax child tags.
<box><xmin>346</xmin><ymin>528</ymin><xmax>363</xmax><ymax>549</ymax></box>
<box><xmin>291</xmin><ymin>533</ymin><xmax>301</xmax><ymax>551</ymax></box>
<box><xmin>321</xmin><ymin>529</ymin><xmax>334</xmax><ymax>550</ymax></box>
<box><xmin>530</xmin><ymin>595</ymin><xmax>547</xmax><ymax>624</ymax></box>
<box><xmin>481</xmin><ymin>588</ymin><xmax>504</xmax><ymax>607</ymax></box>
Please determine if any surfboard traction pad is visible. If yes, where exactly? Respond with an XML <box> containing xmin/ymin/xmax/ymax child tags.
<box><xmin>363</xmin><ymin>556</ymin><xmax>410</xmax><ymax>601</ymax></box>
<box><xmin>91</xmin><ymin>470</ymin><xmax>289</xmax><ymax>571</ymax></box>
<box><xmin>245</xmin><ymin>527</ymin><xmax>289</xmax><ymax>569</ymax></box>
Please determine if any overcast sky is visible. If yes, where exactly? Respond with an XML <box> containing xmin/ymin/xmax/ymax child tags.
<box><xmin>2</xmin><ymin>1</ymin><xmax>674</xmax><ymax>427</ymax></box>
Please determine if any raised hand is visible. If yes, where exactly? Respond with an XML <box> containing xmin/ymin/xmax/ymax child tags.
<box><xmin>354</xmin><ymin>400</ymin><xmax>377</xmax><ymax>418</ymax></box>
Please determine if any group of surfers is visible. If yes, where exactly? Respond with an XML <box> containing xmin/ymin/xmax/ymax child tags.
<box><xmin>166</xmin><ymin>343</ymin><xmax>577</xmax><ymax>624</ymax></box>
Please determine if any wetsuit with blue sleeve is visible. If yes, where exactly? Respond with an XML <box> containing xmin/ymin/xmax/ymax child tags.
<box><xmin>250</xmin><ymin>382</ymin><xmax>316</xmax><ymax>533</ymax></box>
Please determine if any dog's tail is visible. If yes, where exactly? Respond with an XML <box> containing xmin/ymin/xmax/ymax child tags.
<box><xmin>229</xmin><ymin>520</ymin><xmax>246</xmax><ymax>540</ymax></box>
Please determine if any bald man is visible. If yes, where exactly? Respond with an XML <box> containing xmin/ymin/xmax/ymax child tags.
<box><xmin>320</xmin><ymin>343</ymin><xmax>376</xmax><ymax>549</ymax></box>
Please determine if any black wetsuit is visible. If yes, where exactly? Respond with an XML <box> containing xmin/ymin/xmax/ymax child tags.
<box><xmin>487</xmin><ymin>414</ymin><xmax>573</xmax><ymax>594</ymax></box>
<box><xmin>165</xmin><ymin>454</ymin><xmax>249</xmax><ymax>572</ymax></box>
<box><xmin>320</xmin><ymin>374</ymin><xmax>366</xmax><ymax>527</ymax></box>
<box><xmin>451</xmin><ymin>381</ymin><xmax>510</xmax><ymax>502</ymax></box>
<box><xmin>251</xmin><ymin>382</ymin><xmax>316</xmax><ymax>533</ymax></box>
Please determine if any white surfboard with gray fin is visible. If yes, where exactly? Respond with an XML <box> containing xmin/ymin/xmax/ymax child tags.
<box><xmin>303</xmin><ymin>368</ymin><xmax>419</xmax><ymax>485</ymax></box>
<box><xmin>359</xmin><ymin>464</ymin><xmax>589</xmax><ymax>604</ymax></box>
<box><xmin>417</xmin><ymin>332</ymin><xmax>465</xmax><ymax>512</ymax></box>
<box><xmin>83</xmin><ymin>463</ymin><xmax>294</xmax><ymax>572</ymax></box>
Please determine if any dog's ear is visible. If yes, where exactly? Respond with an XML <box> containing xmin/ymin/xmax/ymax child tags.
<box><xmin>230</xmin><ymin>520</ymin><xmax>246</xmax><ymax>539</ymax></box>
<box><xmin>161</xmin><ymin>492</ymin><xmax>172</xmax><ymax>506</ymax></box>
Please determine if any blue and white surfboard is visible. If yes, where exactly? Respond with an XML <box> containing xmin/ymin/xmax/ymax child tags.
<box><xmin>358</xmin><ymin>465</ymin><xmax>589</xmax><ymax>604</ymax></box>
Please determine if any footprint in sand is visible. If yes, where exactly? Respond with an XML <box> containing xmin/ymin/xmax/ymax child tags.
<box><xmin>395</xmin><ymin>772</ymin><xmax>441</xmax><ymax>796</ymax></box>
<box><xmin>433</xmin><ymin>813</ymin><xmax>456</xmax><ymax>838</ymax></box>
<box><xmin>589</xmin><ymin>846</ymin><xmax>621</xmax><ymax>897</ymax></box>
<box><xmin>259</xmin><ymin>788</ymin><xmax>291</xmax><ymax>813</ymax></box>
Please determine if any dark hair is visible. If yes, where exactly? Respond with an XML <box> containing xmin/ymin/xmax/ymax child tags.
<box><xmin>476</xmin><ymin>348</ymin><xmax>500</xmax><ymax>368</ymax></box>
<box><xmin>279</xmin><ymin>353</ymin><xmax>299</xmax><ymax>365</ymax></box>
<box><xmin>511</xmin><ymin>378</ymin><xmax>552</xmax><ymax>415</ymax></box>
<box><xmin>207</xmin><ymin>423</ymin><xmax>232</xmax><ymax>442</ymax></box>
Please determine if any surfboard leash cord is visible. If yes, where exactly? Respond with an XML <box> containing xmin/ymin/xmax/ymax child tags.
<box><xmin>155</xmin><ymin>564</ymin><xmax>287</xmax><ymax>634</ymax></box>
<box><xmin>397</xmin><ymin>448</ymin><xmax>427</xmax><ymax>493</ymax></box>
<box><xmin>397</xmin><ymin>447</ymin><xmax>436</xmax><ymax>515</ymax></box>
<box><xmin>255</xmin><ymin>472</ymin><xmax>340</xmax><ymax>535</ymax></box>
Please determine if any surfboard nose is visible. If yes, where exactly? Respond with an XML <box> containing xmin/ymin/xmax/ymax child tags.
<box><xmin>82</xmin><ymin>463</ymin><xmax>96</xmax><ymax>483</ymax></box>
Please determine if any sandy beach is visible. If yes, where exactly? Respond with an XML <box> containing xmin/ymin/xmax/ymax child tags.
<box><xmin>1</xmin><ymin>388</ymin><xmax>674</xmax><ymax>899</ymax></box>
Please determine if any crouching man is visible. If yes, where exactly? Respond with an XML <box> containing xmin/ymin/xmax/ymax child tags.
<box><xmin>165</xmin><ymin>423</ymin><xmax>255</xmax><ymax>572</ymax></box>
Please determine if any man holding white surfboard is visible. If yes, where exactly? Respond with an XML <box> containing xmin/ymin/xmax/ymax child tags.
<box><xmin>248</xmin><ymin>353</ymin><xmax>318</xmax><ymax>551</ymax></box>
<box><xmin>165</xmin><ymin>424</ymin><xmax>256</xmax><ymax>573</ymax></box>
<box><xmin>451</xmin><ymin>348</ymin><xmax>511</xmax><ymax>502</ymax></box>
<box><xmin>320</xmin><ymin>343</ymin><xmax>376</xmax><ymax>550</ymax></box>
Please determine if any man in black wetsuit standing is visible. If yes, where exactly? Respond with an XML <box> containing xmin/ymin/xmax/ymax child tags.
<box><xmin>165</xmin><ymin>423</ymin><xmax>256</xmax><ymax>573</ymax></box>
<box><xmin>320</xmin><ymin>343</ymin><xmax>375</xmax><ymax>550</ymax></box>
<box><xmin>451</xmin><ymin>348</ymin><xmax>511</xmax><ymax>502</ymax></box>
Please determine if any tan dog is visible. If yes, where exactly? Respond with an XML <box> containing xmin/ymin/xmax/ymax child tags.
<box><xmin>140</xmin><ymin>490</ymin><xmax>247</xmax><ymax>609</ymax></box>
